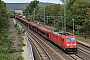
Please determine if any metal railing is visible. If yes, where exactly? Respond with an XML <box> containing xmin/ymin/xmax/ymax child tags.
<box><xmin>25</xmin><ymin>32</ymin><xmax>34</xmax><ymax>60</ymax></box>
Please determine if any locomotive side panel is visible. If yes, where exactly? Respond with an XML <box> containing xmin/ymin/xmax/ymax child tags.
<box><xmin>49</xmin><ymin>33</ymin><xmax>65</xmax><ymax>49</ymax></box>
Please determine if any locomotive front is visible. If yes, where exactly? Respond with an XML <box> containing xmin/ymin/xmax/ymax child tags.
<box><xmin>65</xmin><ymin>35</ymin><xmax>77</xmax><ymax>52</ymax></box>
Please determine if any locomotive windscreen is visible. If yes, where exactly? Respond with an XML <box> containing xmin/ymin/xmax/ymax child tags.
<box><xmin>66</xmin><ymin>38</ymin><xmax>76</xmax><ymax>42</ymax></box>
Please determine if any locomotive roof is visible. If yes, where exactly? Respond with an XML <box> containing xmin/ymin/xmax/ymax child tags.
<box><xmin>52</xmin><ymin>30</ymin><xmax>73</xmax><ymax>36</ymax></box>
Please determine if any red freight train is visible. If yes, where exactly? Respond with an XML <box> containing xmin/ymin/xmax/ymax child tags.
<box><xmin>16</xmin><ymin>16</ymin><xmax>77</xmax><ymax>52</ymax></box>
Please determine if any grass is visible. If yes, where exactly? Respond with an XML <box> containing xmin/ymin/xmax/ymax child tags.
<box><xmin>76</xmin><ymin>36</ymin><xmax>90</xmax><ymax>44</ymax></box>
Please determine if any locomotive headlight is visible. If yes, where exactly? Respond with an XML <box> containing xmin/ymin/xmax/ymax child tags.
<box><xmin>73</xmin><ymin>44</ymin><xmax>77</xmax><ymax>47</ymax></box>
<box><xmin>67</xmin><ymin>44</ymin><xmax>70</xmax><ymax>46</ymax></box>
<box><xmin>73</xmin><ymin>44</ymin><xmax>76</xmax><ymax>46</ymax></box>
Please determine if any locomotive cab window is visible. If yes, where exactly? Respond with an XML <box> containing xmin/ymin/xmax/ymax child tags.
<box><xmin>66</xmin><ymin>38</ymin><xmax>76</xmax><ymax>42</ymax></box>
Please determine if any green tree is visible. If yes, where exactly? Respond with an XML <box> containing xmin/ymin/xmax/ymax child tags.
<box><xmin>0</xmin><ymin>1</ymin><xmax>8</xmax><ymax>29</ymax></box>
<box><xmin>23</xmin><ymin>0</ymin><xmax>39</xmax><ymax>16</ymax></box>
<box><xmin>8</xmin><ymin>11</ymin><xmax>15</xmax><ymax>18</ymax></box>
<box><xmin>45</xmin><ymin>4</ymin><xmax>63</xmax><ymax>26</ymax></box>
<box><xmin>65</xmin><ymin>0</ymin><xmax>89</xmax><ymax>32</ymax></box>
<box><xmin>0</xmin><ymin>1</ymin><xmax>15</xmax><ymax>60</ymax></box>
<box><xmin>71</xmin><ymin>0</ymin><xmax>88</xmax><ymax>26</ymax></box>
<box><xmin>66</xmin><ymin>0</ymin><xmax>76</xmax><ymax>29</ymax></box>
<box><xmin>37</xmin><ymin>4</ymin><xmax>63</xmax><ymax>24</ymax></box>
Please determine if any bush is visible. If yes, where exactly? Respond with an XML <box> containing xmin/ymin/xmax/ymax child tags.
<box><xmin>18</xmin><ymin>49</ymin><xmax>24</xmax><ymax>52</ymax></box>
<box><xmin>16</xmin><ymin>55</ymin><xmax>24</xmax><ymax>60</ymax></box>
<box><xmin>8</xmin><ymin>48</ymin><xmax>17</xmax><ymax>53</ymax></box>
<box><xmin>18</xmin><ymin>43</ymin><xmax>26</xmax><ymax>47</ymax></box>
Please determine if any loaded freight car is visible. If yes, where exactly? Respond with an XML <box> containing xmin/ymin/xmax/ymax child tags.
<box><xmin>29</xmin><ymin>22</ymin><xmax>39</xmax><ymax>32</ymax></box>
<box><xmin>37</xmin><ymin>26</ymin><xmax>52</xmax><ymax>39</ymax></box>
<box><xmin>16</xmin><ymin>16</ymin><xmax>28</xmax><ymax>27</ymax></box>
<box><xmin>49</xmin><ymin>30</ymin><xmax>77</xmax><ymax>52</ymax></box>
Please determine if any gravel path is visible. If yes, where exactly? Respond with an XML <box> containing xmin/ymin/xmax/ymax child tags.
<box><xmin>9</xmin><ymin>20</ymin><xmax>20</xmax><ymax>50</ymax></box>
<box><xmin>9</xmin><ymin>20</ymin><xmax>21</xmax><ymax>58</ymax></box>
<box><xmin>9</xmin><ymin>19</ymin><xmax>31</xmax><ymax>60</ymax></box>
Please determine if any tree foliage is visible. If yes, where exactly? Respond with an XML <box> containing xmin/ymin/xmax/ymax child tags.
<box><xmin>0</xmin><ymin>1</ymin><xmax>9</xmax><ymax>29</ymax></box>
<box><xmin>64</xmin><ymin>0</ymin><xmax>90</xmax><ymax>36</ymax></box>
<box><xmin>0</xmin><ymin>1</ymin><xmax>16</xmax><ymax>60</ymax></box>
<box><xmin>23</xmin><ymin>0</ymin><xmax>39</xmax><ymax>16</ymax></box>
<box><xmin>36</xmin><ymin>4</ymin><xmax>63</xmax><ymax>24</ymax></box>
<box><xmin>71</xmin><ymin>0</ymin><xmax>88</xmax><ymax>25</ymax></box>
<box><xmin>24</xmin><ymin>0</ymin><xmax>90</xmax><ymax>36</ymax></box>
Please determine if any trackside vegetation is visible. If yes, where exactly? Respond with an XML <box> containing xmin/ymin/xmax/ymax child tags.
<box><xmin>0</xmin><ymin>1</ymin><xmax>14</xmax><ymax>60</ymax></box>
<box><xmin>0</xmin><ymin>0</ymin><xmax>24</xmax><ymax>60</ymax></box>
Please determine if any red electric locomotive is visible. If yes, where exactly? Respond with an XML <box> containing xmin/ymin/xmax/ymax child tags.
<box><xmin>16</xmin><ymin>16</ymin><xmax>77</xmax><ymax>52</ymax></box>
<box><xmin>49</xmin><ymin>30</ymin><xmax>77</xmax><ymax>52</ymax></box>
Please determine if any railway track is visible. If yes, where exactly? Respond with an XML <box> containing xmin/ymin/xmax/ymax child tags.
<box><xmin>67</xmin><ymin>43</ymin><xmax>90</xmax><ymax>60</ymax></box>
<box><xmin>78</xmin><ymin>43</ymin><xmax>90</xmax><ymax>57</ymax></box>
<box><xmin>27</xmin><ymin>31</ymin><xmax>53</xmax><ymax>60</ymax></box>
<box><xmin>16</xmin><ymin>19</ymin><xmax>90</xmax><ymax>60</ymax></box>
<box><xmin>68</xmin><ymin>54</ymin><xmax>85</xmax><ymax>60</ymax></box>
<box><xmin>78</xmin><ymin>46</ymin><xmax>90</xmax><ymax>56</ymax></box>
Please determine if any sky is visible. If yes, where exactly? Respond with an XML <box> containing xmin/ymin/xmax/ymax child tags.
<box><xmin>1</xmin><ymin>0</ymin><xmax>62</xmax><ymax>4</ymax></box>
